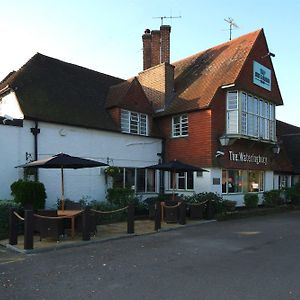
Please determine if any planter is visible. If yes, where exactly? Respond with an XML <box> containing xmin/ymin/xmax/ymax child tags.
<box><xmin>188</xmin><ymin>203</ymin><xmax>204</xmax><ymax>219</ymax></box>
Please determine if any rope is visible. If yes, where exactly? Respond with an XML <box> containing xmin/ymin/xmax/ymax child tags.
<box><xmin>13</xmin><ymin>211</ymin><xmax>24</xmax><ymax>221</ymax></box>
<box><xmin>162</xmin><ymin>202</ymin><xmax>182</xmax><ymax>209</ymax></box>
<box><xmin>33</xmin><ymin>214</ymin><xmax>66</xmax><ymax>220</ymax></box>
<box><xmin>91</xmin><ymin>206</ymin><xmax>128</xmax><ymax>214</ymax></box>
<box><xmin>188</xmin><ymin>200</ymin><xmax>208</xmax><ymax>206</ymax></box>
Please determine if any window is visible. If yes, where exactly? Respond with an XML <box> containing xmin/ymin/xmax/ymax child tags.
<box><xmin>172</xmin><ymin>114</ymin><xmax>188</xmax><ymax>137</ymax></box>
<box><xmin>169</xmin><ymin>171</ymin><xmax>194</xmax><ymax>190</ymax></box>
<box><xmin>222</xmin><ymin>169</ymin><xmax>264</xmax><ymax>194</ymax></box>
<box><xmin>114</xmin><ymin>167</ymin><xmax>156</xmax><ymax>193</ymax></box>
<box><xmin>121</xmin><ymin>110</ymin><xmax>148</xmax><ymax>136</ymax></box>
<box><xmin>226</xmin><ymin>91</ymin><xmax>276</xmax><ymax>142</ymax></box>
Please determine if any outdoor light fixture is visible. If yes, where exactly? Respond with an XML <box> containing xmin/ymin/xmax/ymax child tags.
<box><xmin>261</xmin><ymin>52</ymin><xmax>275</xmax><ymax>59</ymax></box>
<box><xmin>272</xmin><ymin>143</ymin><xmax>280</xmax><ymax>154</ymax></box>
<box><xmin>219</xmin><ymin>135</ymin><xmax>230</xmax><ymax>146</ymax></box>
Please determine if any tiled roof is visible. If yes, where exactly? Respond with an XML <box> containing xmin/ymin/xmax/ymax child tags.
<box><xmin>160</xmin><ymin>29</ymin><xmax>277</xmax><ymax>115</ymax></box>
<box><xmin>0</xmin><ymin>53</ymin><xmax>124</xmax><ymax>131</ymax></box>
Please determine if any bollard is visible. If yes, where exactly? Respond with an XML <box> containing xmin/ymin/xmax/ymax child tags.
<box><xmin>24</xmin><ymin>210</ymin><xmax>34</xmax><ymax>250</ymax></box>
<box><xmin>9</xmin><ymin>209</ymin><xmax>18</xmax><ymax>245</ymax></box>
<box><xmin>206</xmin><ymin>199</ymin><xmax>214</xmax><ymax>220</ymax></box>
<box><xmin>127</xmin><ymin>203</ymin><xmax>135</xmax><ymax>234</ymax></box>
<box><xmin>154</xmin><ymin>201</ymin><xmax>161</xmax><ymax>231</ymax></box>
<box><xmin>82</xmin><ymin>208</ymin><xmax>91</xmax><ymax>241</ymax></box>
<box><xmin>178</xmin><ymin>202</ymin><xmax>186</xmax><ymax>225</ymax></box>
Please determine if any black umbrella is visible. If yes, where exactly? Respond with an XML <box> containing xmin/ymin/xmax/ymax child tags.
<box><xmin>147</xmin><ymin>159</ymin><xmax>208</xmax><ymax>199</ymax></box>
<box><xmin>17</xmin><ymin>153</ymin><xmax>108</xmax><ymax>210</ymax></box>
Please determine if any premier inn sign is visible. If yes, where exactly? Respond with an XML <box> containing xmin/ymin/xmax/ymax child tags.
<box><xmin>229</xmin><ymin>151</ymin><xmax>268</xmax><ymax>165</ymax></box>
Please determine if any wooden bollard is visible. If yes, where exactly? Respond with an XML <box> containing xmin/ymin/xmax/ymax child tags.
<box><xmin>127</xmin><ymin>203</ymin><xmax>135</xmax><ymax>234</ymax></box>
<box><xmin>82</xmin><ymin>208</ymin><xmax>91</xmax><ymax>241</ymax></box>
<box><xmin>9</xmin><ymin>209</ymin><xmax>18</xmax><ymax>245</ymax></box>
<box><xmin>178</xmin><ymin>202</ymin><xmax>186</xmax><ymax>225</ymax></box>
<box><xmin>24</xmin><ymin>210</ymin><xmax>34</xmax><ymax>250</ymax></box>
<box><xmin>154</xmin><ymin>201</ymin><xmax>161</xmax><ymax>231</ymax></box>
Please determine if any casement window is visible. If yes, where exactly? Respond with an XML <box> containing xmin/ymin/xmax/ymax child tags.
<box><xmin>172</xmin><ymin>114</ymin><xmax>188</xmax><ymax>137</ymax></box>
<box><xmin>222</xmin><ymin>169</ymin><xmax>264</xmax><ymax>194</ymax></box>
<box><xmin>113</xmin><ymin>167</ymin><xmax>156</xmax><ymax>193</ymax></box>
<box><xmin>121</xmin><ymin>110</ymin><xmax>148</xmax><ymax>136</ymax></box>
<box><xmin>169</xmin><ymin>171</ymin><xmax>194</xmax><ymax>190</ymax></box>
<box><xmin>226</xmin><ymin>91</ymin><xmax>276</xmax><ymax>141</ymax></box>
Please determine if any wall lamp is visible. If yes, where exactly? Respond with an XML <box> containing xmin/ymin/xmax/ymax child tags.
<box><xmin>272</xmin><ymin>143</ymin><xmax>280</xmax><ymax>154</ymax></box>
<box><xmin>219</xmin><ymin>135</ymin><xmax>231</xmax><ymax>146</ymax></box>
<box><xmin>261</xmin><ymin>52</ymin><xmax>275</xmax><ymax>59</ymax></box>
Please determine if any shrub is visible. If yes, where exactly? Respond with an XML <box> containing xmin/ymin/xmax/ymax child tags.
<box><xmin>263</xmin><ymin>190</ymin><xmax>283</xmax><ymax>207</ymax></box>
<box><xmin>285</xmin><ymin>183</ymin><xmax>300</xmax><ymax>205</ymax></box>
<box><xmin>244</xmin><ymin>193</ymin><xmax>259</xmax><ymax>208</ymax></box>
<box><xmin>10</xmin><ymin>179</ymin><xmax>47</xmax><ymax>209</ymax></box>
<box><xmin>223</xmin><ymin>200</ymin><xmax>237</xmax><ymax>212</ymax></box>
<box><xmin>0</xmin><ymin>200</ymin><xmax>21</xmax><ymax>240</ymax></box>
<box><xmin>106</xmin><ymin>187</ymin><xmax>135</xmax><ymax>207</ymax></box>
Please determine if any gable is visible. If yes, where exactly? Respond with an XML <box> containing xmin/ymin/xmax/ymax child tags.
<box><xmin>235</xmin><ymin>29</ymin><xmax>283</xmax><ymax>105</ymax></box>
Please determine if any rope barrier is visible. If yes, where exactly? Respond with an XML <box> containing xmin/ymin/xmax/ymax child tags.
<box><xmin>188</xmin><ymin>200</ymin><xmax>209</xmax><ymax>206</ymax></box>
<box><xmin>161</xmin><ymin>202</ymin><xmax>182</xmax><ymax>209</ymax></box>
<box><xmin>33</xmin><ymin>214</ymin><xmax>67</xmax><ymax>220</ymax></box>
<box><xmin>91</xmin><ymin>206</ymin><xmax>128</xmax><ymax>215</ymax></box>
<box><xmin>13</xmin><ymin>211</ymin><xmax>24</xmax><ymax>221</ymax></box>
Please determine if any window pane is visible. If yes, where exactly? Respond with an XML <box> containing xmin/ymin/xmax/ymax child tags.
<box><xmin>247</xmin><ymin>95</ymin><xmax>253</xmax><ymax>113</ymax></box>
<box><xmin>187</xmin><ymin>172</ymin><xmax>194</xmax><ymax>189</ymax></box>
<box><xmin>227</xmin><ymin>170</ymin><xmax>242</xmax><ymax>193</ymax></box>
<box><xmin>136</xmin><ymin>169</ymin><xmax>145</xmax><ymax>192</ymax></box>
<box><xmin>178</xmin><ymin>172</ymin><xmax>185</xmax><ymax>189</ymax></box>
<box><xmin>227</xmin><ymin>91</ymin><xmax>238</xmax><ymax>110</ymax></box>
<box><xmin>241</xmin><ymin>92</ymin><xmax>247</xmax><ymax>112</ymax></box>
<box><xmin>248</xmin><ymin>171</ymin><xmax>262</xmax><ymax>192</ymax></box>
<box><xmin>125</xmin><ymin>168</ymin><xmax>135</xmax><ymax>189</ymax></box>
<box><xmin>146</xmin><ymin>169</ymin><xmax>156</xmax><ymax>192</ymax></box>
<box><xmin>222</xmin><ymin>170</ymin><xmax>227</xmax><ymax>193</ymax></box>
<box><xmin>113</xmin><ymin>168</ymin><xmax>124</xmax><ymax>188</ymax></box>
<box><xmin>121</xmin><ymin>110</ymin><xmax>130</xmax><ymax>133</ymax></box>
<box><xmin>227</xmin><ymin>110</ymin><xmax>238</xmax><ymax>134</ymax></box>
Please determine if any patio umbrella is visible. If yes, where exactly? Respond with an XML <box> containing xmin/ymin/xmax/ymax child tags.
<box><xmin>17</xmin><ymin>153</ymin><xmax>108</xmax><ymax>210</ymax></box>
<box><xmin>146</xmin><ymin>159</ymin><xmax>208</xmax><ymax>199</ymax></box>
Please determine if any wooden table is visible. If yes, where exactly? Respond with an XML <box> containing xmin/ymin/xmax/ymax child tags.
<box><xmin>57</xmin><ymin>210</ymin><xmax>83</xmax><ymax>239</ymax></box>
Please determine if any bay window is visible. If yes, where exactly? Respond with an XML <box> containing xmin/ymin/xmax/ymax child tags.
<box><xmin>226</xmin><ymin>91</ymin><xmax>276</xmax><ymax>141</ymax></box>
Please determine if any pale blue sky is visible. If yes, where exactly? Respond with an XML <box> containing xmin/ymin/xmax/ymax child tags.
<box><xmin>0</xmin><ymin>0</ymin><xmax>299</xmax><ymax>126</ymax></box>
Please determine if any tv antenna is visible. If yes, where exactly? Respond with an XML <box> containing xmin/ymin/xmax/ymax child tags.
<box><xmin>153</xmin><ymin>15</ymin><xmax>182</xmax><ymax>25</ymax></box>
<box><xmin>224</xmin><ymin>17</ymin><xmax>239</xmax><ymax>40</ymax></box>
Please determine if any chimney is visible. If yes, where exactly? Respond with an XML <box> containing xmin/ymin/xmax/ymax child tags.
<box><xmin>151</xmin><ymin>30</ymin><xmax>161</xmax><ymax>67</ymax></box>
<box><xmin>142</xmin><ymin>29</ymin><xmax>151</xmax><ymax>70</ymax></box>
<box><xmin>160</xmin><ymin>25</ymin><xmax>171</xmax><ymax>63</ymax></box>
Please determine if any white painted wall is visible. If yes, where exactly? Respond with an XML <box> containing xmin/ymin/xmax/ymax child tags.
<box><xmin>7</xmin><ymin>120</ymin><xmax>162</xmax><ymax>208</ymax></box>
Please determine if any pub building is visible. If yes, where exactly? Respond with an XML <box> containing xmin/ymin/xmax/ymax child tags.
<box><xmin>139</xmin><ymin>26</ymin><xmax>299</xmax><ymax>206</ymax></box>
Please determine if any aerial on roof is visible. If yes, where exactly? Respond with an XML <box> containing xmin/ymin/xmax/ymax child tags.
<box><xmin>0</xmin><ymin>53</ymin><xmax>124</xmax><ymax>131</ymax></box>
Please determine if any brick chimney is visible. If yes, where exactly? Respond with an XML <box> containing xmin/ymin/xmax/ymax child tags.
<box><xmin>160</xmin><ymin>25</ymin><xmax>171</xmax><ymax>64</ymax></box>
<box><xmin>142</xmin><ymin>26</ymin><xmax>171</xmax><ymax>70</ymax></box>
<box><xmin>142</xmin><ymin>29</ymin><xmax>151</xmax><ymax>70</ymax></box>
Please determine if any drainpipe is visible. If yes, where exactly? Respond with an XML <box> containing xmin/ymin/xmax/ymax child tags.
<box><xmin>30</xmin><ymin>121</ymin><xmax>40</xmax><ymax>181</ymax></box>
<box><xmin>159</xmin><ymin>138</ymin><xmax>166</xmax><ymax>195</ymax></box>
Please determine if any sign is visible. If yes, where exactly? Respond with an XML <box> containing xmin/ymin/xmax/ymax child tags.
<box><xmin>229</xmin><ymin>150</ymin><xmax>268</xmax><ymax>165</ymax></box>
<box><xmin>253</xmin><ymin>61</ymin><xmax>271</xmax><ymax>91</ymax></box>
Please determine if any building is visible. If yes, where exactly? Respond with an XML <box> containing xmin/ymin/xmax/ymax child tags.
<box><xmin>0</xmin><ymin>26</ymin><xmax>299</xmax><ymax>207</ymax></box>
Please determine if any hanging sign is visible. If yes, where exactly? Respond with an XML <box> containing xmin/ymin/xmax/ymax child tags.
<box><xmin>253</xmin><ymin>61</ymin><xmax>271</xmax><ymax>91</ymax></box>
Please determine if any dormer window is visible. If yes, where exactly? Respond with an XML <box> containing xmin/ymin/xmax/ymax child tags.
<box><xmin>121</xmin><ymin>109</ymin><xmax>148</xmax><ymax>136</ymax></box>
<box><xmin>172</xmin><ymin>114</ymin><xmax>188</xmax><ymax>137</ymax></box>
<box><xmin>226</xmin><ymin>91</ymin><xmax>275</xmax><ymax>141</ymax></box>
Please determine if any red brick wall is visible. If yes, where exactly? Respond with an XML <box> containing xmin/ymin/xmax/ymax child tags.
<box><xmin>157</xmin><ymin>109</ymin><xmax>213</xmax><ymax>167</ymax></box>
<box><xmin>107</xmin><ymin>107</ymin><xmax>120</xmax><ymax>127</ymax></box>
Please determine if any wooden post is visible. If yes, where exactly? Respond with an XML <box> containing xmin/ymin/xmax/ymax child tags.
<box><xmin>154</xmin><ymin>201</ymin><xmax>161</xmax><ymax>231</ymax></box>
<box><xmin>82</xmin><ymin>208</ymin><xmax>91</xmax><ymax>241</ymax></box>
<box><xmin>127</xmin><ymin>203</ymin><xmax>135</xmax><ymax>234</ymax></box>
<box><xmin>178</xmin><ymin>202</ymin><xmax>186</xmax><ymax>225</ymax></box>
<box><xmin>9</xmin><ymin>209</ymin><xmax>18</xmax><ymax>245</ymax></box>
<box><xmin>24</xmin><ymin>210</ymin><xmax>34</xmax><ymax>250</ymax></box>
<box><xmin>206</xmin><ymin>199</ymin><xmax>214</xmax><ymax>220</ymax></box>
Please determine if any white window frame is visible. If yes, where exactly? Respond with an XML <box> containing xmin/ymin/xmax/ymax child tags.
<box><xmin>226</xmin><ymin>91</ymin><xmax>276</xmax><ymax>142</ymax></box>
<box><xmin>121</xmin><ymin>109</ymin><xmax>148</xmax><ymax>136</ymax></box>
<box><xmin>168</xmin><ymin>171</ymin><xmax>194</xmax><ymax>191</ymax></box>
<box><xmin>172</xmin><ymin>114</ymin><xmax>188</xmax><ymax>137</ymax></box>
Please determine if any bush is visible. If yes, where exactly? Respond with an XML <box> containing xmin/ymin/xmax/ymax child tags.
<box><xmin>223</xmin><ymin>200</ymin><xmax>237</xmax><ymax>212</ymax></box>
<box><xmin>0</xmin><ymin>200</ymin><xmax>21</xmax><ymax>240</ymax></box>
<box><xmin>106</xmin><ymin>187</ymin><xmax>135</xmax><ymax>207</ymax></box>
<box><xmin>10</xmin><ymin>179</ymin><xmax>47</xmax><ymax>209</ymax></box>
<box><xmin>263</xmin><ymin>190</ymin><xmax>283</xmax><ymax>207</ymax></box>
<box><xmin>285</xmin><ymin>183</ymin><xmax>300</xmax><ymax>205</ymax></box>
<box><xmin>244</xmin><ymin>193</ymin><xmax>259</xmax><ymax>208</ymax></box>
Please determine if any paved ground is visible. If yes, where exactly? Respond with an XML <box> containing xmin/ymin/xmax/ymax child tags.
<box><xmin>1</xmin><ymin>211</ymin><xmax>300</xmax><ymax>299</ymax></box>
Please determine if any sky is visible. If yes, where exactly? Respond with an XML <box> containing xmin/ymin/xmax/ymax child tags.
<box><xmin>0</xmin><ymin>0</ymin><xmax>299</xmax><ymax>126</ymax></box>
